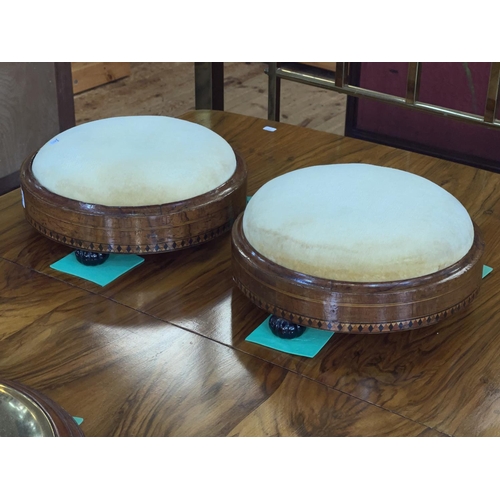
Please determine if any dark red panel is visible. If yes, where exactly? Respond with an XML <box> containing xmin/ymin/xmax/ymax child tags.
<box><xmin>349</xmin><ymin>62</ymin><xmax>500</xmax><ymax>170</ymax></box>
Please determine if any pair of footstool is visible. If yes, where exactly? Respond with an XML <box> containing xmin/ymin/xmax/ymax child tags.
<box><xmin>20</xmin><ymin>115</ymin><xmax>484</xmax><ymax>337</ymax></box>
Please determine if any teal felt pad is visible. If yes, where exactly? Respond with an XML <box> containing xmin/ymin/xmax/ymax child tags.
<box><xmin>483</xmin><ymin>265</ymin><xmax>493</xmax><ymax>278</ymax></box>
<box><xmin>50</xmin><ymin>252</ymin><xmax>144</xmax><ymax>286</ymax></box>
<box><xmin>246</xmin><ymin>315</ymin><xmax>334</xmax><ymax>358</ymax></box>
<box><xmin>72</xmin><ymin>416</ymin><xmax>84</xmax><ymax>425</ymax></box>
<box><xmin>246</xmin><ymin>195</ymin><xmax>252</xmax><ymax>203</ymax></box>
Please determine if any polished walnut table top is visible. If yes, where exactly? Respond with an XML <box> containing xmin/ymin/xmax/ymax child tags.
<box><xmin>2</xmin><ymin>110</ymin><xmax>500</xmax><ymax>437</ymax></box>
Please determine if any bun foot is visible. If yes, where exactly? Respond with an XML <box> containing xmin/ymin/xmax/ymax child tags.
<box><xmin>74</xmin><ymin>250</ymin><xmax>110</xmax><ymax>266</ymax></box>
<box><xmin>269</xmin><ymin>315</ymin><xmax>307</xmax><ymax>339</ymax></box>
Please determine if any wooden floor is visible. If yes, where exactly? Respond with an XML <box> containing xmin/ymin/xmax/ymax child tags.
<box><xmin>74</xmin><ymin>62</ymin><xmax>347</xmax><ymax>135</ymax></box>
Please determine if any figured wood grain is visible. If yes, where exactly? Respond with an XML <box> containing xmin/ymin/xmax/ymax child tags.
<box><xmin>0</xmin><ymin>258</ymin><xmax>437</xmax><ymax>436</ymax></box>
<box><xmin>227</xmin><ymin>374</ymin><xmax>446</xmax><ymax>437</ymax></box>
<box><xmin>4</xmin><ymin>111</ymin><xmax>500</xmax><ymax>435</ymax></box>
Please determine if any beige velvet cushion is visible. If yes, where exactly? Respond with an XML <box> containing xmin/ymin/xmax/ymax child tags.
<box><xmin>32</xmin><ymin>116</ymin><xmax>236</xmax><ymax>207</ymax></box>
<box><xmin>243</xmin><ymin>164</ymin><xmax>474</xmax><ymax>282</ymax></box>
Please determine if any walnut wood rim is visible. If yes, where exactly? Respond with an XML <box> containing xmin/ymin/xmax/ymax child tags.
<box><xmin>231</xmin><ymin>213</ymin><xmax>485</xmax><ymax>333</ymax></box>
<box><xmin>0</xmin><ymin>378</ymin><xmax>83</xmax><ymax>437</ymax></box>
<box><xmin>19</xmin><ymin>149</ymin><xmax>247</xmax><ymax>254</ymax></box>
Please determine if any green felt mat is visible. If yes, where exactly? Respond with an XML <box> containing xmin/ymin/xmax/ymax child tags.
<box><xmin>246</xmin><ymin>316</ymin><xmax>334</xmax><ymax>358</ymax></box>
<box><xmin>51</xmin><ymin>252</ymin><xmax>144</xmax><ymax>286</ymax></box>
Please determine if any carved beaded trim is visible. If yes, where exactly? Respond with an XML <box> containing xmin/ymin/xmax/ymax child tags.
<box><xmin>235</xmin><ymin>277</ymin><xmax>480</xmax><ymax>333</ymax></box>
<box><xmin>25</xmin><ymin>213</ymin><xmax>232</xmax><ymax>254</ymax></box>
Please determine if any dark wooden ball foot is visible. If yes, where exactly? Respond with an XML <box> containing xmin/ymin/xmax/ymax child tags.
<box><xmin>74</xmin><ymin>250</ymin><xmax>110</xmax><ymax>266</ymax></box>
<box><xmin>269</xmin><ymin>315</ymin><xmax>307</xmax><ymax>339</ymax></box>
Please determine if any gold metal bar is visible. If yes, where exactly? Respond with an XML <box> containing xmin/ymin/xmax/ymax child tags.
<box><xmin>277</xmin><ymin>67</ymin><xmax>407</xmax><ymax>101</ymax></box>
<box><xmin>338</xmin><ymin>84</ymin><xmax>408</xmax><ymax>105</ymax></box>
<box><xmin>274</xmin><ymin>66</ymin><xmax>500</xmax><ymax>129</ymax></box>
<box><xmin>414</xmin><ymin>101</ymin><xmax>487</xmax><ymax>124</ymax></box>
<box><xmin>406</xmin><ymin>62</ymin><xmax>421</xmax><ymax>104</ymax></box>
<box><xmin>277</xmin><ymin>67</ymin><xmax>345</xmax><ymax>91</ymax></box>
<box><xmin>335</xmin><ymin>62</ymin><xmax>346</xmax><ymax>88</ymax></box>
<box><xmin>484</xmin><ymin>62</ymin><xmax>500</xmax><ymax>123</ymax></box>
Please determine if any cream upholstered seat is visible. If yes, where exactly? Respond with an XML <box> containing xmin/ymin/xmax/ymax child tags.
<box><xmin>243</xmin><ymin>163</ymin><xmax>474</xmax><ymax>282</ymax></box>
<box><xmin>32</xmin><ymin>116</ymin><xmax>237</xmax><ymax>207</ymax></box>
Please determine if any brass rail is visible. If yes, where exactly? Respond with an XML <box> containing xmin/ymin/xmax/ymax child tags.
<box><xmin>275</xmin><ymin>63</ymin><xmax>500</xmax><ymax>129</ymax></box>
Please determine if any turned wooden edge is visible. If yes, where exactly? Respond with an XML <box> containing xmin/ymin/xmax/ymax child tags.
<box><xmin>19</xmin><ymin>149</ymin><xmax>248</xmax><ymax>254</ymax></box>
<box><xmin>235</xmin><ymin>276</ymin><xmax>481</xmax><ymax>333</ymax></box>
<box><xmin>231</xmin><ymin>213</ymin><xmax>485</xmax><ymax>333</ymax></box>
<box><xmin>0</xmin><ymin>378</ymin><xmax>83</xmax><ymax>437</ymax></box>
<box><xmin>24</xmin><ymin>215</ymin><xmax>237</xmax><ymax>255</ymax></box>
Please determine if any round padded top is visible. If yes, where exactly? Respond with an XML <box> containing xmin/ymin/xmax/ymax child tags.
<box><xmin>243</xmin><ymin>164</ymin><xmax>475</xmax><ymax>282</ymax></box>
<box><xmin>32</xmin><ymin>116</ymin><xmax>237</xmax><ymax>207</ymax></box>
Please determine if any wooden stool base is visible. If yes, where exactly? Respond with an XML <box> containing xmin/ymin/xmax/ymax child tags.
<box><xmin>231</xmin><ymin>214</ymin><xmax>485</xmax><ymax>333</ymax></box>
<box><xmin>20</xmin><ymin>151</ymin><xmax>247</xmax><ymax>255</ymax></box>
